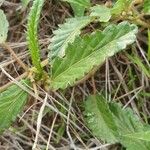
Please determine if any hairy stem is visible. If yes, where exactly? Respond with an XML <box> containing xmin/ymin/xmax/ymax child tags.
<box><xmin>0</xmin><ymin>59</ymin><xmax>49</xmax><ymax>93</ymax></box>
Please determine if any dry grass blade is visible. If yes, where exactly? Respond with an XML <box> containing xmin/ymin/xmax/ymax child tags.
<box><xmin>0</xmin><ymin>0</ymin><xmax>150</xmax><ymax>149</ymax></box>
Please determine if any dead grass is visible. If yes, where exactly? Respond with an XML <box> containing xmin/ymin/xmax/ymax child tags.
<box><xmin>0</xmin><ymin>0</ymin><xmax>150</xmax><ymax>150</ymax></box>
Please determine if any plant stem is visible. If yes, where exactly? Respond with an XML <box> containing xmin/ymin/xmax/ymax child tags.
<box><xmin>27</xmin><ymin>0</ymin><xmax>45</xmax><ymax>78</ymax></box>
<box><xmin>0</xmin><ymin>59</ymin><xmax>49</xmax><ymax>93</ymax></box>
<box><xmin>134</xmin><ymin>19</ymin><xmax>150</xmax><ymax>28</ymax></box>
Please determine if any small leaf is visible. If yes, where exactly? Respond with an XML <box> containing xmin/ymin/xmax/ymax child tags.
<box><xmin>63</xmin><ymin>0</ymin><xmax>90</xmax><ymax>16</ymax></box>
<box><xmin>84</xmin><ymin>95</ymin><xmax>118</xmax><ymax>143</ymax></box>
<box><xmin>143</xmin><ymin>0</ymin><xmax>150</xmax><ymax>14</ymax></box>
<box><xmin>0</xmin><ymin>9</ymin><xmax>9</xmax><ymax>43</ymax></box>
<box><xmin>48</xmin><ymin>16</ymin><xmax>92</xmax><ymax>58</ymax></box>
<box><xmin>50</xmin><ymin>22</ymin><xmax>138</xmax><ymax>90</ymax></box>
<box><xmin>70</xmin><ymin>3</ymin><xmax>85</xmax><ymax>17</ymax></box>
<box><xmin>0</xmin><ymin>80</ymin><xmax>29</xmax><ymax>133</ymax></box>
<box><xmin>111</xmin><ymin>0</ymin><xmax>132</xmax><ymax>15</ymax></box>
<box><xmin>90</xmin><ymin>5</ymin><xmax>111</xmax><ymax>22</ymax></box>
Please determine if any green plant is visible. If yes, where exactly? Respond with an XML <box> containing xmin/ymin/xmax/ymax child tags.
<box><xmin>0</xmin><ymin>9</ymin><xmax>8</xmax><ymax>43</ymax></box>
<box><xmin>143</xmin><ymin>0</ymin><xmax>150</xmax><ymax>14</ymax></box>
<box><xmin>84</xmin><ymin>94</ymin><xmax>150</xmax><ymax>150</ymax></box>
<box><xmin>27</xmin><ymin>0</ymin><xmax>44</xmax><ymax>78</ymax></box>
<box><xmin>63</xmin><ymin>0</ymin><xmax>91</xmax><ymax>17</ymax></box>
<box><xmin>48</xmin><ymin>16</ymin><xmax>92</xmax><ymax>58</ymax></box>
<box><xmin>0</xmin><ymin>0</ymin><xmax>150</xmax><ymax>149</ymax></box>
<box><xmin>50</xmin><ymin>22</ymin><xmax>137</xmax><ymax>90</ymax></box>
<box><xmin>0</xmin><ymin>0</ymin><xmax>44</xmax><ymax>133</ymax></box>
<box><xmin>0</xmin><ymin>80</ymin><xmax>29</xmax><ymax>133</ymax></box>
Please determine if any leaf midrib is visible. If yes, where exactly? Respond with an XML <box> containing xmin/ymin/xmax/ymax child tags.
<box><xmin>0</xmin><ymin>90</ymin><xmax>25</xmax><ymax>113</ymax></box>
<box><xmin>52</xmin><ymin>31</ymin><xmax>133</xmax><ymax>82</ymax></box>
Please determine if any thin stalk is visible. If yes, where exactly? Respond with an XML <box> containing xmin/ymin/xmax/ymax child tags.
<box><xmin>0</xmin><ymin>59</ymin><xmax>48</xmax><ymax>93</ymax></box>
<box><xmin>148</xmin><ymin>29</ymin><xmax>150</xmax><ymax>61</ymax></box>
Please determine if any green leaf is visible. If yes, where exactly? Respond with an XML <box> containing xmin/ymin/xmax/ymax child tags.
<box><xmin>84</xmin><ymin>94</ymin><xmax>150</xmax><ymax>150</ymax></box>
<box><xmin>27</xmin><ymin>0</ymin><xmax>44</xmax><ymax>77</ymax></box>
<box><xmin>127</xmin><ymin>54</ymin><xmax>150</xmax><ymax>78</ymax></box>
<box><xmin>90</xmin><ymin>5</ymin><xmax>111</xmax><ymax>22</ymax></box>
<box><xmin>143</xmin><ymin>0</ymin><xmax>150</xmax><ymax>14</ymax></box>
<box><xmin>0</xmin><ymin>9</ymin><xmax>9</xmax><ymax>43</ymax></box>
<box><xmin>123</xmin><ymin>130</ymin><xmax>150</xmax><ymax>142</ymax></box>
<box><xmin>111</xmin><ymin>0</ymin><xmax>132</xmax><ymax>15</ymax></box>
<box><xmin>50</xmin><ymin>22</ymin><xmax>138</xmax><ymax>90</ymax></box>
<box><xmin>63</xmin><ymin>0</ymin><xmax>90</xmax><ymax>16</ymax></box>
<box><xmin>109</xmin><ymin>102</ymin><xmax>150</xmax><ymax>150</ymax></box>
<box><xmin>84</xmin><ymin>95</ymin><xmax>118</xmax><ymax>143</ymax></box>
<box><xmin>0</xmin><ymin>80</ymin><xmax>29</xmax><ymax>133</ymax></box>
<box><xmin>48</xmin><ymin>16</ymin><xmax>92</xmax><ymax>58</ymax></box>
<box><xmin>70</xmin><ymin>3</ymin><xmax>85</xmax><ymax>17</ymax></box>
<box><xmin>62</xmin><ymin>0</ymin><xmax>90</xmax><ymax>8</ymax></box>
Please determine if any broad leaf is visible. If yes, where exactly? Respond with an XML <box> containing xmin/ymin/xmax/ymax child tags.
<box><xmin>84</xmin><ymin>95</ymin><xmax>118</xmax><ymax>143</ymax></box>
<box><xmin>62</xmin><ymin>0</ymin><xmax>90</xmax><ymax>8</ymax></box>
<box><xmin>109</xmin><ymin>103</ymin><xmax>150</xmax><ymax>150</ymax></box>
<box><xmin>143</xmin><ymin>0</ymin><xmax>150</xmax><ymax>14</ymax></box>
<box><xmin>90</xmin><ymin>5</ymin><xmax>111</xmax><ymax>22</ymax></box>
<box><xmin>0</xmin><ymin>80</ymin><xmax>29</xmax><ymax>133</ymax></box>
<box><xmin>84</xmin><ymin>94</ymin><xmax>150</xmax><ymax>150</ymax></box>
<box><xmin>111</xmin><ymin>0</ymin><xmax>132</xmax><ymax>15</ymax></box>
<box><xmin>123</xmin><ymin>130</ymin><xmax>150</xmax><ymax>142</ymax></box>
<box><xmin>50</xmin><ymin>22</ymin><xmax>138</xmax><ymax>90</ymax></box>
<box><xmin>109</xmin><ymin>103</ymin><xmax>143</xmax><ymax>136</ymax></box>
<box><xmin>0</xmin><ymin>9</ymin><xmax>9</xmax><ymax>43</ymax></box>
<box><xmin>48</xmin><ymin>16</ymin><xmax>92</xmax><ymax>58</ymax></box>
